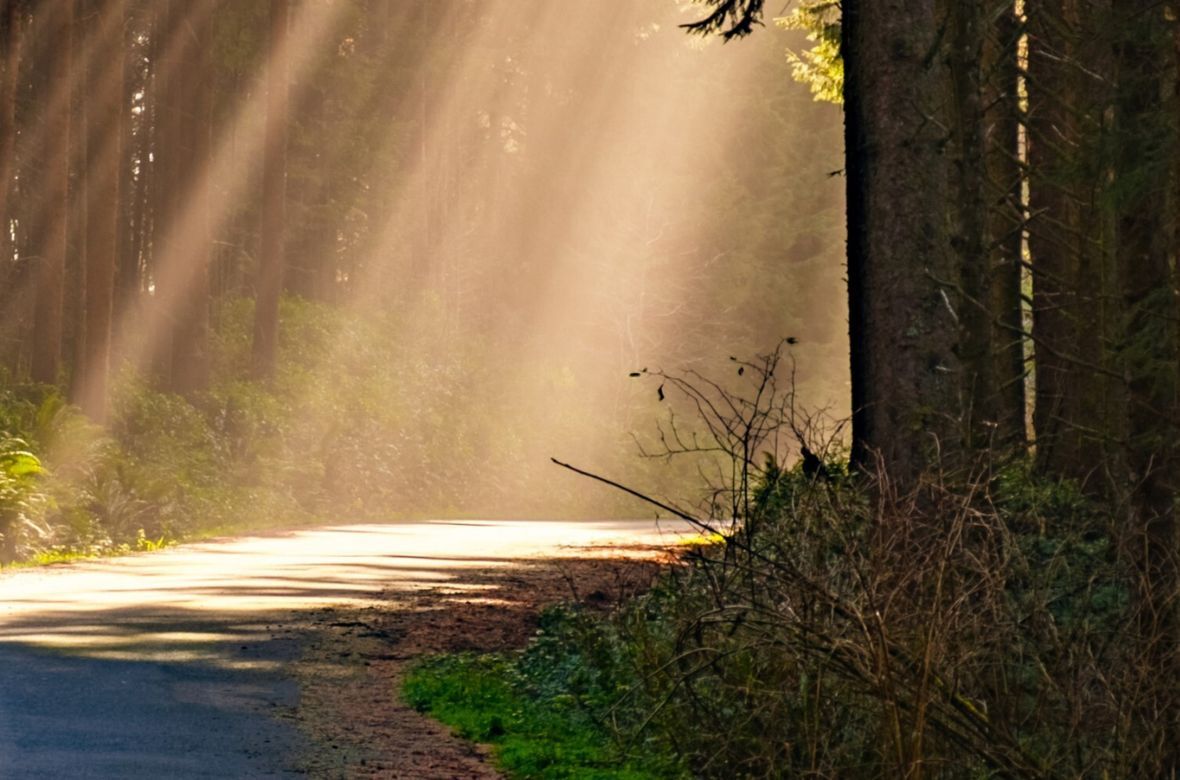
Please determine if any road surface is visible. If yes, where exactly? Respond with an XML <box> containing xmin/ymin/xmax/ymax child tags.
<box><xmin>0</xmin><ymin>519</ymin><xmax>689</xmax><ymax>778</ymax></box>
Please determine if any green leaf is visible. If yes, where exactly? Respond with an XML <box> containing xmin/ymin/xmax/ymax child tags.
<box><xmin>0</xmin><ymin>451</ymin><xmax>42</xmax><ymax>478</ymax></box>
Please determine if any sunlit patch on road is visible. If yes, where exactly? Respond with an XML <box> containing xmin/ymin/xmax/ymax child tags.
<box><xmin>0</xmin><ymin>519</ymin><xmax>691</xmax><ymax>660</ymax></box>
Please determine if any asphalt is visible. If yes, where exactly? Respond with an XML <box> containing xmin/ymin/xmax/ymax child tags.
<box><xmin>0</xmin><ymin>641</ymin><xmax>304</xmax><ymax>778</ymax></box>
<box><xmin>0</xmin><ymin>519</ymin><xmax>689</xmax><ymax>778</ymax></box>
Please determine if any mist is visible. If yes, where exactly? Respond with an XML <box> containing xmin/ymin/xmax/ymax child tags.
<box><xmin>297</xmin><ymin>0</ymin><xmax>850</xmax><ymax>516</ymax></box>
<box><xmin>1</xmin><ymin>0</ymin><xmax>846</xmax><ymax>530</ymax></box>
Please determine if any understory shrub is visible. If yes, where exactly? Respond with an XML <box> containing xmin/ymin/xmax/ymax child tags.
<box><xmin>0</xmin><ymin>433</ymin><xmax>46</xmax><ymax>562</ymax></box>
<box><xmin>408</xmin><ymin>345</ymin><xmax>1175</xmax><ymax>778</ymax></box>
<box><xmin>0</xmin><ymin>293</ymin><xmax>673</xmax><ymax>563</ymax></box>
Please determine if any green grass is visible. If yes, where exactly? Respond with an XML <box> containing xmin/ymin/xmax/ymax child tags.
<box><xmin>402</xmin><ymin>653</ymin><xmax>680</xmax><ymax>780</ymax></box>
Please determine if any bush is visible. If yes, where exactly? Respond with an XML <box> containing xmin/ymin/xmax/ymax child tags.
<box><xmin>0</xmin><ymin>435</ymin><xmax>47</xmax><ymax>563</ymax></box>
<box><xmin>408</xmin><ymin>346</ymin><xmax>1174</xmax><ymax>778</ymax></box>
<box><xmin>593</xmin><ymin>466</ymin><xmax>1143</xmax><ymax>777</ymax></box>
<box><xmin>0</xmin><ymin>294</ymin><xmax>540</xmax><ymax>562</ymax></box>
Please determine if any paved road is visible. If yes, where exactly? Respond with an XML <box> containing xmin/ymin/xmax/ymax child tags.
<box><xmin>0</xmin><ymin>520</ymin><xmax>687</xmax><ymax>778</ymax></box>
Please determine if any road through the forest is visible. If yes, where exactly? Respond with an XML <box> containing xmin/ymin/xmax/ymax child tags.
<box><xmin>0</xmin><ymin>519</ymin><xmax>690</xmax><ymax>778</ymax></box>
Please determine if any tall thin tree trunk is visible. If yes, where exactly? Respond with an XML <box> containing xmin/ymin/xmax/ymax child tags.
<box><xmin>1027</xmin><ymin>0</ymin><xmax>1078</xmax><ymax>478</ymax></box>
<box><xmin>31</xmin><ymin>0</ymin><xmax>73</xmax><ymax>385</ymax></box>
<box><xmin>147</xmin><ymin>0</ymin><xmax>180</xmax><ymax>386</ymax></box>
<box><xmin>286</xmin><ymin>79</ymin><xmax>329</xmax><ymax>303</ymax></box>
<box><xmin>66</xmin><ymin>0</ymin><xmax>86</xmax><ymax>401</ymax></box>
<box><xmin>124</xmin><ymin>52</ymin><xmax>150</xmax><ymax>305</ymax></box>
<box><xmin>948</xmin><ymin>0</ymin><xmax>996</xmax><ymax>452</ymax></box>
<box><xmin>0</xmin><ymin>1</ymin><xmax>23</xmax><ymax>270</ymax></box>
<box><xmin>253</xmin><ymin>0</ymin><xmax>289</xmax><ymax>378</ymax></box>
<box><xmin>75</xmin><ymin>0</ymin><xmax>123</xmax><ymax>420</ymax></box>
<box><xmin>168</xmin><ymin>1</ymin><xmax>212</xmax><ymax>395</ymax></box>
<box><xmin>1026</xmin><ymin>0</ymin><xmax>1115</xmax><ymax>486</ymax></box>
<box><xmin>984</xmin><ymin>2</ymin><xmax>1027</xmax><ymax>450</ymax></box>
<box><xmin>115</xmin><ymin>4</ymin><xmax>139</xmax><ymax>324</ymax></box>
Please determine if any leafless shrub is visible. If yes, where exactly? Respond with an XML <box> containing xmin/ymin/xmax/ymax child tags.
<box><xmin>569</xmin><ymin>347</ymin><xmax>1179</xmax><ymax>778</ymax></box>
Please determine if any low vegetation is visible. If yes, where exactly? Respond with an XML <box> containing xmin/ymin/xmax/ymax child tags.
<box><xmin>406</xmin><ymin>352</ymin><xmax>1177</xmax><ymax>778</ymax></box>
<box><xmin>0</xmin><ymin>295</ymin><xmax>683</xmax><ymax>565</ymax></box>
<box><xmin>404</xmin><ymin>648</ymin><xmax>683</xmax><ymax>780</ymax></box>
<box><xmin>0</xmin><ymin>299</ymin><xmax>467</xmax><ymax>562</ymax></box>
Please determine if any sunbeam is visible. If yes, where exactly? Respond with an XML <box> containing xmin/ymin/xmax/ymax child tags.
<box><xmin>0</xmin><ymin>0</ymin><xmax>845</xmax><ymax>546</ymax></box>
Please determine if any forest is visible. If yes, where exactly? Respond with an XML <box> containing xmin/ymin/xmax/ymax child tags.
<box><xmin>1</xmin><ymin>0</ymin><xmax>1179</xmax><ymax>777</ymax></box>
<box><xmin>0</xmin><ymin>0</ymin><xmax>844</xmax><ymax>559</ymax></box>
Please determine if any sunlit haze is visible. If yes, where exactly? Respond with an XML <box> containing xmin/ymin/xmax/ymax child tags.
<box><xmin>1</xmin><ymin>0</ymin><xmax>846</xmax><ymax>523</ymax></box>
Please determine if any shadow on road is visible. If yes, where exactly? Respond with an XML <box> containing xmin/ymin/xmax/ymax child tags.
<box><xmin>0</xmin><ymin>519</ymin><xmax>688</xmax><ymax>778</ymax></box>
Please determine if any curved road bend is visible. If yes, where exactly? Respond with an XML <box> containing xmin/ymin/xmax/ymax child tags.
<box><xmin>0</xmin><ymin>519</ymin><xmax>690</xmax><ymax>778</ymax></box>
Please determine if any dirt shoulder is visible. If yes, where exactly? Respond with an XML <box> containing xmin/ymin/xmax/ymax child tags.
<box><xmin>290</xmin><ymin>548</ymin><xmax>672</xmax><ymax>778</ymax></box>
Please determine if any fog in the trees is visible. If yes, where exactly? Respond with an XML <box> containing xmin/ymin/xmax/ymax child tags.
<box><xmin>0</xmin><ymin>0</ymin><xmax>846</xmax><ymax>521</ymax></box>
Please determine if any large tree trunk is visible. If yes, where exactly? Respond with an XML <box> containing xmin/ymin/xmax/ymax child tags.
<box><xmin>1027</xmin><ymin>0</ymin><xmax>1080</xmax><ymax>478</ymax></box>
<box><xmin>947</xmin><ymin>0</ymin><xmax>1002</xmax><ymax>453</ymax></box>
<box><xmin>1113</xmin><ymin>2</ymin><xmax>1179</xmax><ymax>768</ymax></box>
<box><xmin>74</xmin><ymin>0</ymin><xmax>124</xmax><ymax>421</ymax></box>
<box><xmin>1026</xmin><ymin>0</ymin><xmax>1114</xmax><ymax>487</ymax></box>
<box><xmin>31</xmin><ymin>0</ymin><xmax>73</xmax><ymax>385</ymax></box>
<box><xmin>843</xmin><ymin>0</ymin><xmax>962</xmax><ymax>487</ymax></box>
<box><xmin>253</xmin><ymin>0</ymin><xmax>289</xmax><ymax>379</ymax></box>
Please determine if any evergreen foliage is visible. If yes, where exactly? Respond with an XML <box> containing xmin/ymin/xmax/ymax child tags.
<box><xmin>777</xmin><ymin>1</ymin><xmax>842</xmax><ymax>103</ymax></box>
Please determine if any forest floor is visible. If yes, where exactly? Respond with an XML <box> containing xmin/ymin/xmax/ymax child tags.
<box><xmin>0</xmin><ymin>520</ymin><xmax>686</xmax><ymax>778</ymax></box>
<box><xmin>293</xmin><ymin>551</ymin><xmax>671</xmax><ymax>778</ymax></box>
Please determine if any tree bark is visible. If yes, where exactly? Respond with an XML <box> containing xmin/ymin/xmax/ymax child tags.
<box><xmin>843</xmin><ymin>0</ymin><xmax>962</xmax><ymax>487</ymax></box>
<box><xmin>983</xmin><ymin>1</ymin><xmax>1027</xmax><ymax>450</ymax></box>
<box><xmin>1113</xmin><ymin>4</ymin><xmax>1179</xmax><ymax>766</ymax></box>
<box><xmin>147</xmin><ymin>0</ymin><xmax>180</xmax><ymax>386</ymax></box>
<box><xmin>947</xmin><ymin>0</ymin><xmax>998</xmax><ymax>452</ymax></box>
<box><xmin>1026</xmin><ymin>0</ymin><xmax>1114</xmax><ymax>486</ymax></box>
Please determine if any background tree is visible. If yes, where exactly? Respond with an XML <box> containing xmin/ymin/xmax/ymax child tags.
<box><xmin>252</xmin><ymin>0</ymin><xmax>289</xmax><ymax>379</ymax></box>
<box><xmin>168</xmin><ymin>0</ymin><xmax>215</xmax><ymax>395</ymax></box>
<box><xmin>0</xmin><ymin>0</ymin><xmax>831</xmax><ymax>533</ymax></box>
<box><xmin>1026</xmin><ymin>0</ymin><xmax>1105</xmax><ymax>485</ymax></box>
<box><xmin>0</xmin><ymin>0</ymin><xmax>24</xmax><ymax>281</ymax></box>
<box><xmin>74</xmin><ymin>0</ymin><xmax>124</xmax><ymax>420</ymax></box>
<box><xmin>30</xmin><ymin>0</ymin><xmax>72</xmax><ymax>385</ymax></box>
